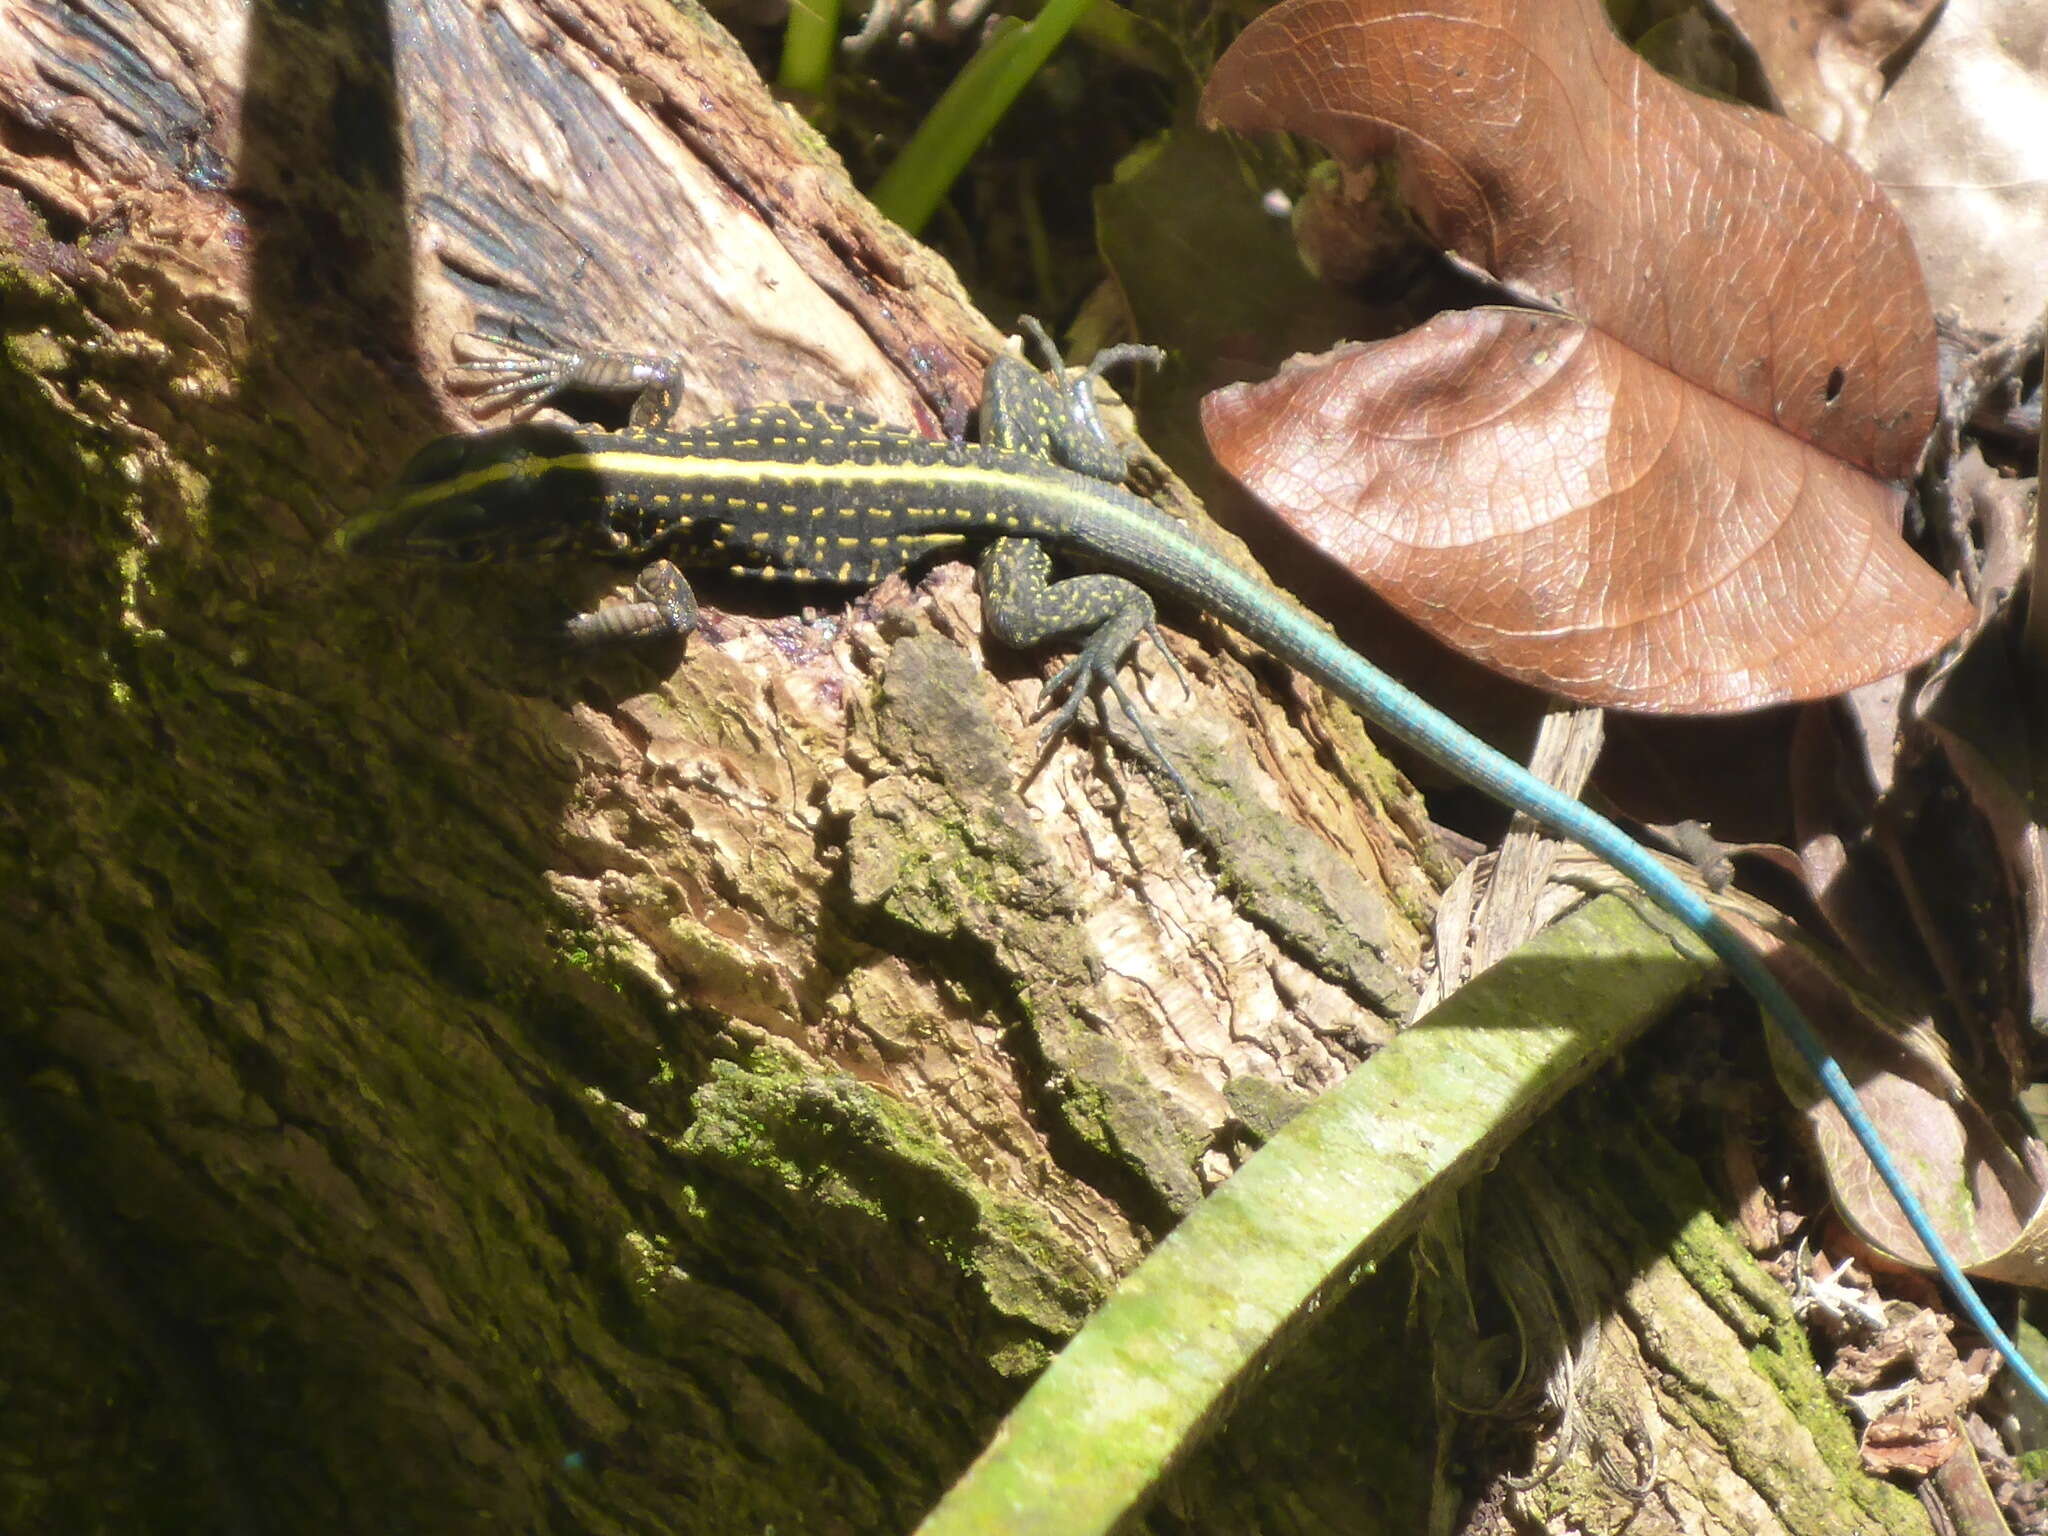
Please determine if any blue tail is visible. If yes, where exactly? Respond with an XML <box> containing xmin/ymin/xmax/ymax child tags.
<box><xmin>1433</xmin><ymin>723</ymin><xmax>2048</xmax><ymax>1405</ymax></box>
<box><xmin>1204</xmin><ymin>565</ymin><xmax>2048</xmax><ymax>1406</ymax></box>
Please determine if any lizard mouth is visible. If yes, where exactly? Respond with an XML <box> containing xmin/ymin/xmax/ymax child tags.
<box><xmin>330</xmin><ymin>495</ymin><xmax>500</xmax><ymax>563</ymax></box>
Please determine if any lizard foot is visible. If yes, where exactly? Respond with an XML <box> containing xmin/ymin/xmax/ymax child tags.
<box><xmin>1033</xmin><ymin>622</ymin><xmax>1196</xmax><ymax>809</ymax></box>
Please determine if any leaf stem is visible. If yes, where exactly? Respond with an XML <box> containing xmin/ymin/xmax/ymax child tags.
<box><xmin>778</xmin><ymin>0</ymin><xmax>841</xmax><ymax>99</ymax></box>
<box><xmin>869</xmin><ymin>0</ymin><xmax>1096</xmax><ymax>234</ymax></box>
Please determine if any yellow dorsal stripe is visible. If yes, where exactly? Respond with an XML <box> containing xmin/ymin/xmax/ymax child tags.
<box><xmin>393</xmin><ymin>450</ymin><xmax>1096</xmax><ymax>523</ymax></box>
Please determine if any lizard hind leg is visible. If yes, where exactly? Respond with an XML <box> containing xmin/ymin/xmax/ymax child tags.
<box><xmin>980</xmin><ymin>536</ymin><xmax>1193</xmax><ymax>805</ymax></box>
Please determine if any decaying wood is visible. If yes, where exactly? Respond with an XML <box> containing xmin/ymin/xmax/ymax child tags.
<box><xmin>0</xmin><ymin>1</ymin><xmax>1951</xmax><ymax>1531</ymax></box>
<box><xmin>0</xmin><ymin>0</ymin><xmax>1440</xmax><ymax>1527</ymax></box>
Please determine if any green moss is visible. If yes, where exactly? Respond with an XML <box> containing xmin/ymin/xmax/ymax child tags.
<box><xmin>1222</xmin><ymin>1074</ymin><xmax>1309</xmax><ymax>1144</ymax></box>
<box><xmin>987</xmin><ymin>1339</ymin><xmax>1055</xmax><ymax>1378</ymax></box>
<box><xmin>1630</xmin><ymin>1124</ymin><xmax>1926</xmax><ymax>1532</ymax></box>
<box><xmin>7</xmin><ymin>328</ymin><xmax>66</xmax><ymax>374</ymax></box>
<box><xmin>678</xmin><ymin>1043</ymin><xmax>1099</xmax><ymax>1336</ymax></box>
<box><xmin>622</xmin><ymin>1230</ymin><xmax>681</xmax><ymax>1295</ymax></box>
<box><xmin>550</xmin><ymin>925</ymin><xmax>639</xmax><ymax>995</ymax></box>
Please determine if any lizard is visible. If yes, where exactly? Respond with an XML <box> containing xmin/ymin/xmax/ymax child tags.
<box><xmin>336</xmin><ymin>317</ymin><xmax>2048</xmax><ymax>1406</ymax></box>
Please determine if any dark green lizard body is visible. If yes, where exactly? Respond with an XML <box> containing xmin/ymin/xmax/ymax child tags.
<box><xmin>342</xmin><ymin>326</ymin><xmax>1274</xmax><ymax>788</ymax></box>
<box><xmin>337</xmin><ymin>323</ymin><xmax>2048</xmax><ymax>1407</ymax></box>
<box><xmin>362</xmin><ymin>391</ymin><xmax>1219</xmax><ymax>646</ymax></box>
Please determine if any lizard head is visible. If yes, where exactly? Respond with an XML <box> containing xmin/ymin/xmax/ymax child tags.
<box><xmin>334</xmin><ymin>425</ymin><xmax>610</xmax><ymax>563</ymax></box>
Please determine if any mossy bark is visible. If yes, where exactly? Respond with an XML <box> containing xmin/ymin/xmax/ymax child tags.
<box><xmin>0</xmin><ymin>1</ymin><xmax>1429</xmax><ymax>1528</ymax></box>
<box><xmin>0</xmin><ymin>2</ymin><xmax>1934</xmax><ymax>1533</ymax></box>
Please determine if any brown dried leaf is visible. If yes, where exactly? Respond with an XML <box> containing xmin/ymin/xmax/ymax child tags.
<box><xmin>1856</xmin><ymin>0</ymin><xmax>2048</xmax><ymax>336</ymax></box>
<box><xmin>1563</xmin><ymin>851</ymin><xmax>2048</xmax><ymax>1287</ymax></box>
<box><xmin>1743</xmin><ymin>909</ymin><xmax>2048</xmax><ymax>1287</ymax></box>
<box><xmin>1199</xmin><ymin>0</ymin><xmax>1969</xmax><ymax>711</ymax></box>
<box><xmin>1781</xmin><ymin>994</ymin><xmax>2048</xmax><ymax>1287</ymax></box>
<box><xmin>1204</xmin><ymin>308</ymin><xmax>1967</xmax><ymax>711</ymax></box>
<box><xmin>1836</xmin><ymin>1311</ymin><xmax>1975</xmax><ymax>1475</ymax></box>
<box><xmin>1710</xmin><ymin>0</ymin><xmax>1939</xmax><ymax>149</ymax></box>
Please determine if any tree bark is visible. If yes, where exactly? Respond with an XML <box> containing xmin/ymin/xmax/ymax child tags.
<box><xmin>0</xmin><ymin>1</ymin><xmax>1944</xmax><ymax>1532</ymax></box>
<box><xmin>0</xmin><ymin>0</ymin><xmax>1438</xmax><ymax>1528</ymax></box>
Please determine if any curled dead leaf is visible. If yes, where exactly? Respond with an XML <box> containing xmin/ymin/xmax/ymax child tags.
<box><xmin>1554</xmin><ymin>851</ymin><xmax>2048</xmax><ymax>1291</ymax></box>
<box><xmin>1750</xmin><ymin>926</ymin><xmax>2048</xmax><ymax>1290</ymax></box>
<box><xmin>1711</xmin><ymin>0</ymin><xmax>1939</xmax><ymax>150</ymax></box>
<box><xmin>1856</xmin><ymin>0</ymin><xmax>2048</xmax><ymax>336</ymax></box>
<box><xmin>1203</xmin><ymin>310</ymin><xmax>1971</xmax><ymax>711</ymax></box>
<box><xmin>1199</xmin><ymin>0</ymin><xmax>1968</xmax><ymax>711</ymax></box>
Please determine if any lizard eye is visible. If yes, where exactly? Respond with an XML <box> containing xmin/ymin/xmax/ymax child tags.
<box><xmin>395</xmin><ymin>435</ymin><xmax>477</xmax><ymax>486</ymax></box>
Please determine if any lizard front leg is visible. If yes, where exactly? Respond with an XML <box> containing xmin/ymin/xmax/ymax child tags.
<box><xmin>981</xmin><ymin>316</ymin><xmax>1164</xmax><ymax>476</ymax></box>
<box><xmin>566</xmin><ymin>559</ymin><xmax>699</xmax><ymax>644</ymax></box>
<box><xmin>454</xmin><ymin>333</ymin><xmax>686</xmax><ymax>428</ymax></box>
<box><xmin>980</xmin><ymin>536</ymin><xmax>1193</xmax><ymax>803</ymax></box>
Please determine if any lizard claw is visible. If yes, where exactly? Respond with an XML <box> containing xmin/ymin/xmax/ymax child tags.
<box><xmin>451</xmin><ymin>332</ymin><xmax>578</xmax><ymax>417</ymax></box>
<box><xmin>1144</xmin><ymin>621</ymin><xmax>1193</xmax><ymax>701</ymax></box>
<box><xmin>1032</xmin><ymin>650</ymin><xmax>1196</xmax><ymax>810</ymax></box>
